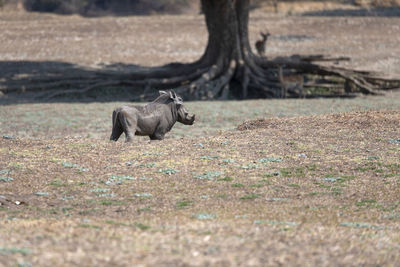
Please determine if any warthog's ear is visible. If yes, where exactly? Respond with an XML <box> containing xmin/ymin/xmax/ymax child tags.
<box><xmin>170</xmin><ymin>90</ymin><xmax>183</xmax><ymax>105</ymax></box>
<box><xmin>159</xmin><ymin>90</ymin><xmax>168</xmax><ymax>96</ymax></box>
<box><xmin>168</xmin><ymin>90</ymin><xmax>174</xmax><ymax>99</ymax></box>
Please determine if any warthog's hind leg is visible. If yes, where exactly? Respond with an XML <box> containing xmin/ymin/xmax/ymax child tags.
<box><xmin>110</xmin><ymin>110</ymin><xmax>123</xmax><ymax>141</ymax></box>
<box><xmin>117</xmin><ymin>111</ymin><xmax>135</xmax><ymax>142</ymax></box>
<box><xmin>149</xmin><ymin>133</ymin><xmax>165</xmax><ymax>141</ymax></box>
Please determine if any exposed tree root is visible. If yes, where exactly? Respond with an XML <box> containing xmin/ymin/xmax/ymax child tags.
<box><xmin>2</xmin><ymin>52</ymin><xmax>399</xmax><ymax>101</ymax></box>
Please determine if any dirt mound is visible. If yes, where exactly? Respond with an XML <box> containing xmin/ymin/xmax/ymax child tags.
<box><xmin>237</xmin><ymin>110</ymin><xmax>400</xmax><ymax>131</ymax></box>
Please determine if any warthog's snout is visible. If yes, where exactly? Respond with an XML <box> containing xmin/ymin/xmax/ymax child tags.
<box><xmin>186</xmin><ymin>114</ymin><xmax>195</xmax><ymax>125</ymax></box>
<box><xmin>180</xmin><ymin>112</ymin><xmax>195</xmax><ymax>125</ymax></box>
<box><xmin>177</xmin><ymin>105</ymin><xmax>195</xmax><ymax>125</ymax></box>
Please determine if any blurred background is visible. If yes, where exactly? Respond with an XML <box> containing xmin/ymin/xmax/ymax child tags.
<box><xmin>1</xmin><ymin>0</ymin><xmax>399</xmax><ymax>16</ymax></box>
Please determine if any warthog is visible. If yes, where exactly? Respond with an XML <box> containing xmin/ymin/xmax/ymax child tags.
<box><xmin>110</xmin><ymin>90</ymin><xmax>195</xmax><ymax>142</ymax></box>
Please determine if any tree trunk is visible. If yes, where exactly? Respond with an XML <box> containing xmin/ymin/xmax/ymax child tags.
<box><xmin>5</xmin><ymin>0</ymin><xmax>399</xmax><ymax>100</ymax></box>
<box><xmin>170</xmin><ymin>0</ymin><xmax>285</xmax><ymax>99</ymax></box>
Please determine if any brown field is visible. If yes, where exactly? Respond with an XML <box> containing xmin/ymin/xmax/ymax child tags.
<box><xmin>1</xmin><ymin>6</ymin><xmax>400</xmax><ymax>267</ymax></box>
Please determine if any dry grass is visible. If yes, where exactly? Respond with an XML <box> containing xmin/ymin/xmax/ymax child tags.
<box><xmin>1</xmin><ymin>110</ymin><xmax>399</xmax><ymax>266</ymax></box>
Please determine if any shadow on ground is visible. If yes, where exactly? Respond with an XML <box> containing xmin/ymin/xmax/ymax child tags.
<box><xmin>0</xmin><ymin>60</ymin><xmax>160</xmax><ymax>105</ymax></box>
<box><xmin>302</xmin><ymin>7</ymin><xmax>400</xmax><ymax>17</ymax></box>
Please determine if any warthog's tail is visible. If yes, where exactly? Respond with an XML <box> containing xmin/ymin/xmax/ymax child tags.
<box><xmin>110</xmin><ymin>109</ymin><xmax>123</xmax><ymax>141</ymax></box>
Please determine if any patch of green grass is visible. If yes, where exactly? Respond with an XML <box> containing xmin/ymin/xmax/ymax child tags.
<box><xmin>78</xmin><ymin>224</ymin><xmax>102</xmax><ymax>230</ymax></box>
<box><xmin>288</xmin><ymin>183</ymin><xmax>300</xmax><ymax>188</ymax></box>
<box><xmin>195</xmin><ymin>171</ymin><xmax>224</xmax><ymax>180</ymax></box>
<box><xmin>49</xmin><ymin>179</ymin><xmax>66</xmax><ymax>187</ymax></box>
<box><xmin>355</xmin><ymin>162</ymin><xmax>382</xmax><ymax>172</ymax></box>
<box><xmin>90</xmin><ymin>188</ymin><xmax>111</xmax><ymax>193</ymax></box>
<box><xmin>8</xmin><ymin>162</ymin><xmax>24</xmax><ymax>169</ymax></box>
<box><xmin>321</xmin><ymin>177</ymin><xmax>342</xmax><ymax>182</ymax></box>
<box><xmin>367</xmin><ymin>156</ymin><xmax>380</xmax><ymax>161</ymax></box>
<box><xmin>259</xmin><ymin>157</ymin><xmax>282</xmax><ymax>163</ymax></box>
<box><xmin>134</xmin><ymin>222</ymin><xmax>150</xmax><ymax>230</ymax></box>
<box><xmin>238</xmin><ymin>164</ymin><xmax>258</xmax><ymax>170</ymax></box>
<box><xmin>176</xmin><ymin>200</ymin><xmax>193</xmax><ymax>208</ymax></box>
<box><xmin>193</xmin><ymin>213</ymin><xmax>216</xmax><ymax>220</ymax></box>
<box><xmin>250</xmin><ymin>184</ymin><xmax>264</xmax><ymax>188</ymax></box>
<box><xmin>313</xmin><ymin>182</ymin><xmax>332</xmax><ymax>189</ymax></box>
<box><xmin>306</xmin><ymin>164</ymin><xmax>319</xmax><ymax>172</ymax></box>
<box><xmin>266</xmin><ymin>198</ymin><xmax>289</xmax><ymax>202</ymax></box>
<box><xmin>232</xmin><ymin>183</ymin><xmax>244</xmax><ymax>188</ymax></box>
<box><xmin>0</xmin><ymin>176</ymin><xmax>13</xmax><ymax>182</ymax></box>
<box><xmin>382</xmin><ymin>172</ymin><xmax>400</xmax><ymax>178</ymax></box>
<box><xmin>99</xmin><ymin>200</ymin><xmax>126</xmax><ymax>206</ymax></box>
<box><xmin>340</xmin><ymin>222</ymin><xmax>387</xmax><ymax>230</ymax></box>
<box><xmin>137</xmin><ymin>207</ymin><xmax>152</xmax><ymax>213</ymax></box>
<box><xmin>331</xmin><ymin>187</ymin><xmax>343</xmax><ymax>195</ymax></box>
<box><xmin>355</xmin><ymin>199</ymin><xmax>378</xmax><ymax>207</ymax></box>
<box><xmin>258</xmin><ymin>178</ymin><xmax>272</xmax><ymax>184</ymax></box>
<box><xmin>0</xmin><ymin>247</ymin><xmax>32</xmax><ymax>255</ymax></box>
<box><xmin>379</xmin><ymin>201</ymin><xmax>400</xmax><ymax>212</ymax></box>
<box><xmin>200</xmin><ymin>155</ymin><xmax>219</xmax><ymax>160</ymax></box>
<box><xmin>356</xmin><ymin>199</ymin><xmax>382</xmax><ymax>208</ymax></box>
<box><xmin>104</xmin><ymin>220</ymin><xmax>130</xmax><ymax>227</ymax></box>
<box><xmin>78</xmin><ymin>208</ymin><xmax>98</xmax><ymax>215</ymax></box>
<box><xmin>294</xmin><ymin>167</ymin><xmax>306</xmax><ymax>177</ymax></box>
<box><xmin>240</xmin><ymin>193</ymin><xmax>260</xmax><ymax>200</ymax></box>
<box><xmin>388</xmin><ymin>138</ymin><xmax>400</xmax><ymax>144</ymax></box>
<box><xmin>280</xmin><ymin>168</ymin><xmax>291</xmax><ymax>177</ymax></box>
<box><xmin>0</xmin><ymin>169</ymin><xmax>11</xmax><ymax>175</ymax></box>
<box><xmin>384</xmin><ymin>164</ymin><xmax>400</xmax><ymax>175</ymax></box>
<box><xmin>137</xmin><ymin>163</ymin><xmax>156</xmax><ymax>168</ymax></box>
<box><xmin>263</xmin><ymin>171</ymin><xmax>280</xmax><ymax>178</ymax></box>
<box><xmin>61</xmin><ymin>161</ymin><xmax>88</xmax><ymax>173</ymax></box>
<box><xmin>62</xmin><ymin>207</ymin><xmax>73</xmax><ymax>213</ymax></box>
<box><xmin>218</xmin><ymin>176</ymin><xmax>234</xmax><ymax>182</ymax></box>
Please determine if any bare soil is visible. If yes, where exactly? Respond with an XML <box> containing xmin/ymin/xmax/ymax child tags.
<box><xmin>1</xmin><ymin>7</ymin><xmax>400</xmax><ymax>267</ymax></box>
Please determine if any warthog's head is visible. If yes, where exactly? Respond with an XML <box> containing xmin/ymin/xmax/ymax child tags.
<box><xmin>160</xmin><ymin>90</ymin><xmax>195</xmax><ymax>125</ymax></box>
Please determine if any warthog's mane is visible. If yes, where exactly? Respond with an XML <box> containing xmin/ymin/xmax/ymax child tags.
<box><xmin>141</xmin><ymin>92</ymin><xmax>176</xmax><ymax>113</ymax></box>
<box><xmin>152</xmin><ymin>93</ymin><xmax>172</xmax><ymax>104</ymax></box>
